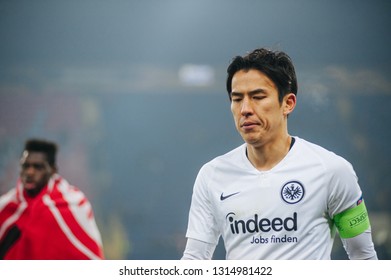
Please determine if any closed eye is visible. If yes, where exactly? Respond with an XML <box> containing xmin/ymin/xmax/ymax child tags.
<box><xmin>230</xmin><ymin>93</ymin><xmax>243</xmax><ymax>102</ymax></box>
<box><xmin>253</xmin><ymin>95</ymin><xmax>266</xmax><ymax>100</ymax></box>
<box><xmin>232</xmin><ymin>97</ymin><xmax>243</xmax><ymax>102</ymax></box>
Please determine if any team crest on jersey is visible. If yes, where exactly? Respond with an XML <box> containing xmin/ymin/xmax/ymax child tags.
<box><xmin>281</xmin><ymin>181</ymin><xmax>305</xmax><ymax>204</ymax></box>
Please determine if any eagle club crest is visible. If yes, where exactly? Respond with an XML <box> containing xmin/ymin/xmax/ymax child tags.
<box><xmin>281</xmin><ymin>181</ymin><xmax>305</xmax><ymax>204</ymax></box>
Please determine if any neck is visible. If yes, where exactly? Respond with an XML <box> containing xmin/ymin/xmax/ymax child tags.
<box><xmin>24</xmin><ymin>184</ymin><xmax>46</xmax><ymax>197</ymax></box>
<box><xmin>246</xmin><ymin>135</ymin><xmax>292</xmax><ymax>171</ymax></box>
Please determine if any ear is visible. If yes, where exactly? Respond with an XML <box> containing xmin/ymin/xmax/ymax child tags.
<box><xmin>49</xmin><ymin>164</ymin><xmax>58</xmax><ymax>175</ymax></box>
<box><xmin>283</xmin><ymin>93</ymin><xmax>296</xmax><ymax>116</ymax></box>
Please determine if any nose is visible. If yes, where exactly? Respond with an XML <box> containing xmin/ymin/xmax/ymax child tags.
<box><xmin>24</xmin><ymin>166</ymin><xmax>36</xmax><ymax>176</ymax></box>
<box><xmin>240</xmin><ymin>97</ymin><xmax>253</xmax><ymax>116</ymax></box>
<box><xmin>21</xmin><ymin>164</ymin><xmax>36</xmax><ymax>176</ymax></box>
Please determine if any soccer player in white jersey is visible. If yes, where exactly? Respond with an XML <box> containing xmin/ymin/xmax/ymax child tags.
<box><xmin>181</xmin><ymin>48</ymin><xmax>377</xmax><ymax>260</ymax></box>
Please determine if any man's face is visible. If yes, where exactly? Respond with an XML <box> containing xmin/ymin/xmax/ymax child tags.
<box><xmin>230</xmin><ymin>69</ymin><xmax>295</xmax><ymax>147</ymax></box>
<box><xmin>20</xmin><ymin>151</ymin><xmax>55</xmax><ymax>196</ymax></box>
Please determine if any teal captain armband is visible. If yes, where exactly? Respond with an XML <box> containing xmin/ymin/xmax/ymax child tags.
<box><xmin>333</xmin><ymin>201</ymin><xmax>370</xmax><ymax>239</ymax></box>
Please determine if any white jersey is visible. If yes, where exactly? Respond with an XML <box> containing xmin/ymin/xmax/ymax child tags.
<box><xmin>185</xmin><ymin>136</ymin><xmax>362</xmax><ymax>259</ymax></box>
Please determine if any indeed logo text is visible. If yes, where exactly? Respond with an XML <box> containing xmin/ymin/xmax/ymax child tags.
<box><xmin>226</xmin><ymin>212</ymin><xmax>298</xmax><ymax>234</ymax></box>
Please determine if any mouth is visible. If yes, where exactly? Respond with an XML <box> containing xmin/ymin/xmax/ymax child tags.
<box><xmin>23</xmin><ymin>179</ymin><xmax>36</xmax><ymax>190</ymax></box>
<box><xmin>241</xmin><ymin>121</ymin><xmax>259</xmax><ymax>130</ymax></box>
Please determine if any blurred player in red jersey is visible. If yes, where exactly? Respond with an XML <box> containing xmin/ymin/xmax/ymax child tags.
<box><xmin>0</xmin><ymin>139</ymin><xmax>104</xmax><ymax>259</ymax></box>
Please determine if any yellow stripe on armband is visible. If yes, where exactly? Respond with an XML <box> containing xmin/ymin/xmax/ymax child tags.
<box><xmin>333</xmin><ymin>201</ymin><xmax>370</xmax><ymax>239</ymax></box>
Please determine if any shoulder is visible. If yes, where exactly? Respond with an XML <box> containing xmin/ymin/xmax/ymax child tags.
<box><xmin>206</xmin><ymin>144</ymin><xmax>245</xmax><ymax>167</ymax></box>
<box><xmin>199</xmin><ymin>144</ymin><xmax>246</xmax><ymax>174</ymax></box>
<box><xmin>294</xmin><ymin>137</ymin><xmax>354</xmax><ymax>172</ymax></box>
<box><xmin>49</xmin><ymin>175</ymin><xmax>91</xmax><ymax>206</ymax></box>
<box><xmin>0</xmin><ymin>188</ymin><xmax>17</xmax><ymax>211</ymax></box>
<box><xmin>294</xmin><ymin>137</ymin><xmax>360</xmax><ymax>209</ymax></box>
<box><xmin>193</xmin><ymin>144</ymin><xmax>246</xmax><ymax>193</ymax></box>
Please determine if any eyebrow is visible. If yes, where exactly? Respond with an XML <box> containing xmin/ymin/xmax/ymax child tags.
<box><xmin>230</xmin><ymin>88</ymin><xmax>267</xmax><ymax>96</ymax></box>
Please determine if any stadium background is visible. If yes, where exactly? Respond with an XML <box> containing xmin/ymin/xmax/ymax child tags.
<box><xmin>1</xmin><ymin>0</ymin><xmax>390</xmax><ymax>259</ymax></box>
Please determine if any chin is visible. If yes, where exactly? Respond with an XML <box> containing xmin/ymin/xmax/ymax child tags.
<box><xmin>243</xmin><ymin>138</ymin><xmax>259</xmax><ymax>146</ymax></box>
<box><xmin>241</xmin><ymin>133</ymin><xmax>258</xmax><ymax>142</ymax></box>
<box><xmin>243</xmin><ymin>135</ymin><xmax>265</xmax><ymax>146</ymax></box>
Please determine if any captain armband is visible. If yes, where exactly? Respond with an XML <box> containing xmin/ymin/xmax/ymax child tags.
<box><xmin>333</xmin><ymin>201</ymin><xmax>370</xmax><ymax>239</ymax></box>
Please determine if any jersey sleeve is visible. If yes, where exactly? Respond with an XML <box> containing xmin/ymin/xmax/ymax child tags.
<box><xmin>325</xmin><ymin>154</ymin><xmax>378</xmax><ymax>258</ymax></box>
<box><xmin>185</xmin><ymin>164</ymin><xmax>220</xmax><ymax>245</ymax></box>
<box><xmin>327</xmin><ymin>156</ymin><xmax>362</xmax><ymax>219</ymax></box>
<box><xmin>181</xmin><ymin>237</ymin><xmax>216</xmax><ymax>260</ymax></box>
<box><xmin>341</xmin><ymin>228</ymin><xmax>378</xmax><ymax>259</ymax></box>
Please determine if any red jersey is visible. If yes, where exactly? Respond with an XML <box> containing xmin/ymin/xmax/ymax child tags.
<box><xmin>0</xmin><ymin>174</ymin><xmax>104</xmax><ymax>259</ymax></box>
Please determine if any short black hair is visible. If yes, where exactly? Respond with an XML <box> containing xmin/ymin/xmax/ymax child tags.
<box><xmin>24</xmin><ymin>139</ymin><xmax>58</xmax><ymax>167</ymax></box>
<box><xmin>226</xmin><ymin>48</ymin><xmax>298</xmax><ymax>103</ymax></box>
